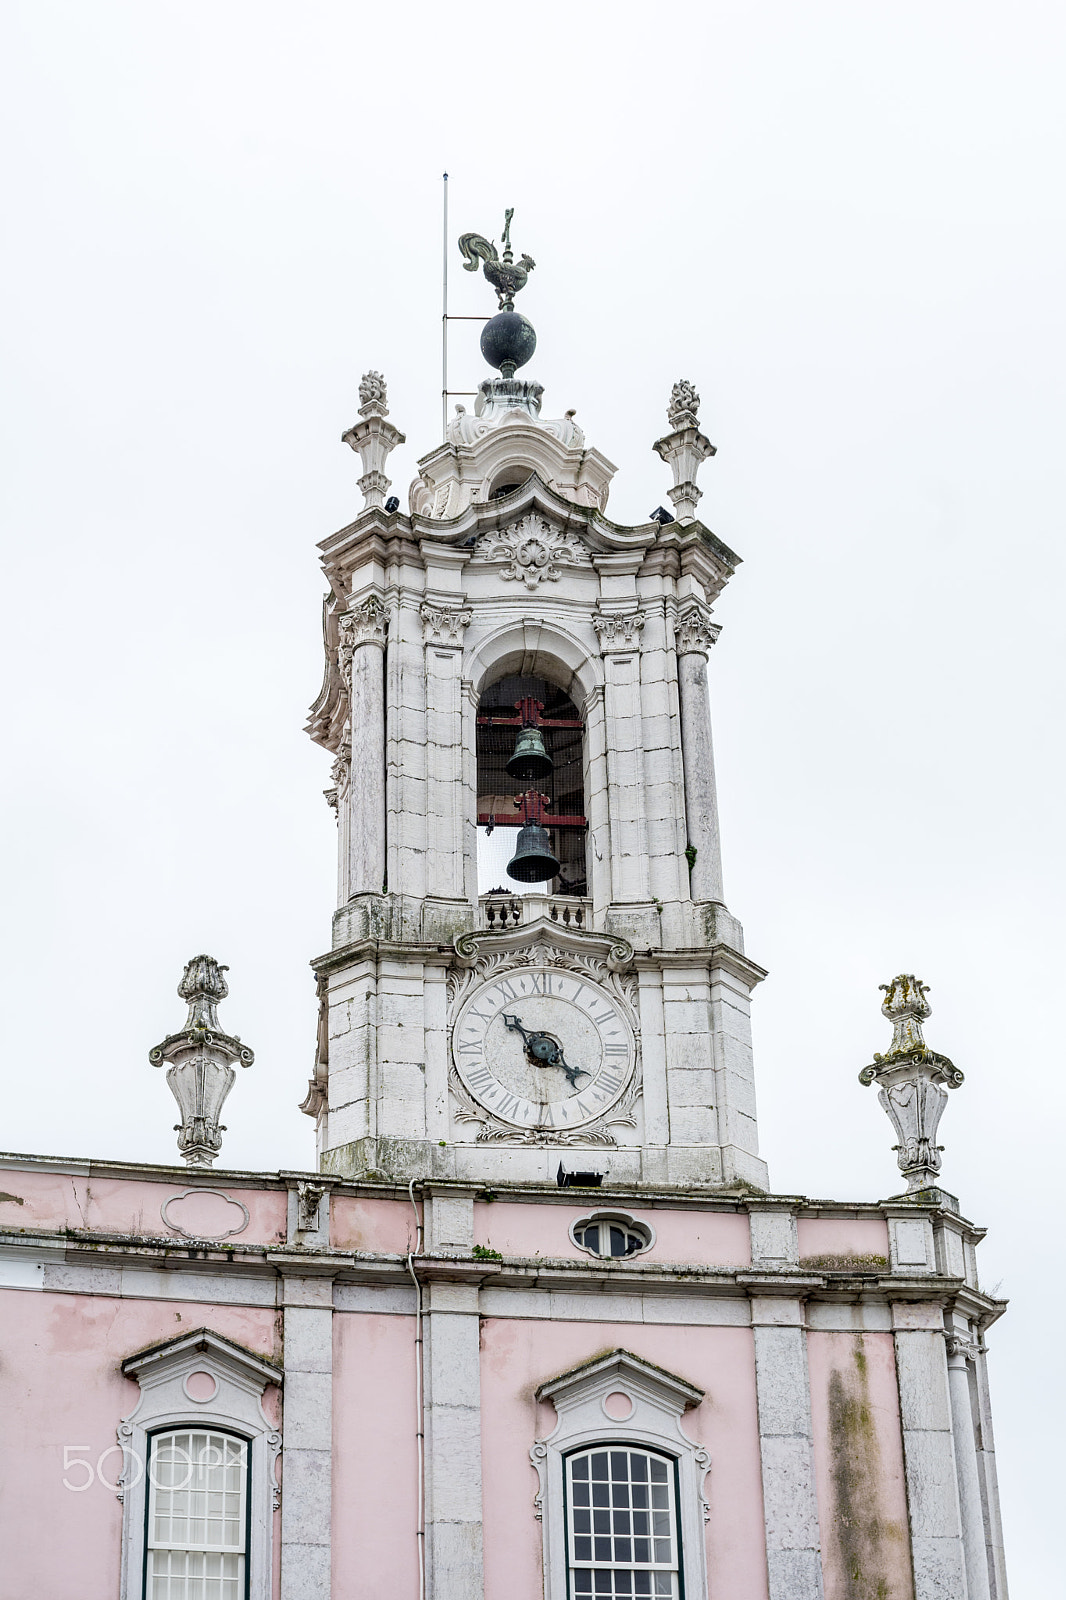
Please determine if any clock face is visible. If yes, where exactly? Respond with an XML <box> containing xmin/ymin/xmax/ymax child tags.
<box><xmin>451</xmin><ymin>966</ymin><xmax>636</xmax><ymax>1132</ymax></box>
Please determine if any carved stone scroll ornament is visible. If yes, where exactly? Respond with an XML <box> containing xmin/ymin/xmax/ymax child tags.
<box><xmin>859</xmin><ymin>975</ymin><xmax>964</xmax><ymax>1191</ymax></box>
<box><xmin>149</xmin><ymin>956</ymin><xmax>254</xmax><ymax>1168</ymax></box>
<box><xmin>421</xmin><ymin>602</ymin><xmax>473</xmax><ymax>650</ymax></box>
<box><xmin>475</xmin><ymin>514</ymin><xmax>590</xmax><ymax>590</ymax></box>
<box><xmin>592</xmin><ymin>610</ymin><xmax>645</xmax><ymax>655</ymax></box>
<box><xmin>337</xmin><ymin>597</ymin><xmax>388</xmax><ymax>687</ymax></box>
<box><xmin>674</xmin><ymin>604</ymin><xmax>721</xmax><ymax>658</ymax></box>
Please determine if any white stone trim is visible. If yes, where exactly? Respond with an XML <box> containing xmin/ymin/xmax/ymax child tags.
<box><xmin>117</xmin><ymin>1329</ymin><xmax>282</xmax><ymax>1600</ymax></box>
<box><xmin>531</xmin><ymin>1350</ymin><xmax>710</xmax><ymax>1600</ymax></box>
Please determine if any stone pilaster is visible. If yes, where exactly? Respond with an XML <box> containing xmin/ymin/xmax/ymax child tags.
<box><xmin>971</xmin><ymin>1346</ymin><xmax>1010</xmax><ymax>1599</ymax></box>
<box><xmin>892</xmin><ymin>1304</ymin><xmax>969</xmax><ymax>1599</ymax></box>
<box><xmin>751</xmin><ymin>1296</ymin><xmax>825</xmax><ymax>1600</ymax></box>
<box><xmin>675</xmin><ymin>603</ymin><xmax>724</xmax><ymax>906</ymax></box>
<box><xmin>946</xmin><ymin>1332</ymin><xmax>992</xmax><ymax>1600</ymax></box>
<box><xmin>593</xmin><ymin>609</ymin><xmax>650</xmax><ymax>906</ymax></box>
<box><xmin>421</xmin><ymin>602</ymin><xmax>472</xmax><ymax>905</ymax></box>
<box><xmin>279</xmin><ymin>1273</ymin><xmax>334</xmax><ymax>1600</ymax></box>
<box><xmin>423</xmin><ymin>1277</ymin><xmax>484</xmax><ymax>1600</ymax></box>
<box><xmin>339</xmin><ymin>597</ymin><xmax>387</xmax><ymax>897</ymax></box>
<box><xmin>639</xmin><ymin>598</ymin><xmax>688</xmax><ymax>919</ymax></box>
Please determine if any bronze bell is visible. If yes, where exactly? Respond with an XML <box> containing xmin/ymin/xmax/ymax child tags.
<box><xmin>506</xmin><ymin>723</ymin><xmax>553</xmax><ymax>782</ymax></box>
<box><xmin>506</xmin><ymin>823</ymin><xmax>560</xmax><ymax>883</ymax></box>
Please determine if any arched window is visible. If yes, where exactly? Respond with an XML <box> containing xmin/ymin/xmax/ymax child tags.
<box><xmin>476</xmin><ymin>673</ymin><xmax>586</xmax><ymax>895</ymax></box>
<box><xmin>118</xmin><ymin>1328</ymin><xmax>281</xmax><ymax>1600</ymax></box>
<box><xmin>531</xmin><ymin>1350</ymin><xmax>709</xmax><ymax>1600</ymax></box>
<box><xmin>145</xmin><ymin>1428</ymin><xmax>249</xmax><ymax>1599</ymax></box>
<box><xmin>566</xmin><ymin>1446</ymin><xmax>681</xmax><ymax>1597</ymax></box>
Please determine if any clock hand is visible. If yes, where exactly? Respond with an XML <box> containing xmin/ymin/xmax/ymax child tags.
<box><xmin>502</xmin><ymin>1013</ymin><xmax>591</xmax><ymax>1089</ymax></box>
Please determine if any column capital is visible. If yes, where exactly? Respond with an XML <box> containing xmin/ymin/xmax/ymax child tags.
<box><xmin>421</xmin><ymin>600</ymin><xmax>473</xmax><ymax>650</ymax></box>
<box><xmin>945</xmin><ymin>1333</ymin><xmax>983</xmax><ymax>1364</ymax></box>
<box><xmin>338</xmin><ymin>596</ymin><xmax>388</xmax><ymax>684</ymax></box>
<box><xmin>592</xmin><ymin>609</ymin><xmax>645</xmax><ymax>655</ymax></box>
<box><xmin>675</xmin><ymin>603</ymin><xmax>721</xmax><ymax>657</ymax></box>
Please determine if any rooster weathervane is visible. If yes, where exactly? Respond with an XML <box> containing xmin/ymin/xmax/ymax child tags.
<box><xmin>458</xmin><ymin>208</ymin><xmax>536</xmax><ymax>311</ymax></box>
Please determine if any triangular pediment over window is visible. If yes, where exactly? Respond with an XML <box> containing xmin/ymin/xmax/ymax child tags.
<box><xmin>537</xmin><ymin>1348</ymin><xmax>704</xmax><ymax>1416</ymax></box>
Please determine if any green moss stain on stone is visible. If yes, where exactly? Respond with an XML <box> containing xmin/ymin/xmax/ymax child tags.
<box><xmin>826</xmin><ymin>1341</ymin><xmax>912</xmax><ymax>1600</ymax></box>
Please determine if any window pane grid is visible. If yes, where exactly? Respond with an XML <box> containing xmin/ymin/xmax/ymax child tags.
<box><xmin>568</xmin><ymin>1448</ymin><xmax>679</xmax><ymax>1600</ymax></box>
<box><xmin>147</xmin><ymin>1430</ymin><xmax>247</xmax><ymax>1600</ymax></box>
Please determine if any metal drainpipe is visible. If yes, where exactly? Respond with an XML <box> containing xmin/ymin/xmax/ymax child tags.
<box><xmin>407</xmin><ymin>1179</ymin><xmax>426</xmax><ymax>1600</ymax></box>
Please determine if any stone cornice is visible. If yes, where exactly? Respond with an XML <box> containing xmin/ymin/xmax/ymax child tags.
<box><xmin>2</xmin><ymin>1228</ymin><xmax>1008</xmax><ymax>1327</ymax></box>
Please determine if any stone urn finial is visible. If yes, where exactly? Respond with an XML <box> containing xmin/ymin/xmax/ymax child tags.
<box><xmin>859</xmin><ymin>975</ymin><xmax>964</xmax><ymax>1193</ymax></box>
<box><xmin>150</xmin><ymin>955</ymin><xmax>254</xmax><ymax>1167</ymax></box>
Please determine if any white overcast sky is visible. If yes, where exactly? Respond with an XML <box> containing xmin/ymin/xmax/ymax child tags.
<box><xmin>2</xmin><ymin>2</ymin><xmax>1063</xmax><ymax>1587</ymax></box>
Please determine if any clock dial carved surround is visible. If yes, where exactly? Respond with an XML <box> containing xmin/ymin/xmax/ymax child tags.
<box><xmin>446</xmin><ymin>940</ymin><xmax>642</xmax><ymax>1147</ymax></box>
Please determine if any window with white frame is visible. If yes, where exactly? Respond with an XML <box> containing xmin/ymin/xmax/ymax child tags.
<box><xmin>118</xmin><ymin>1329</ymin><xmax>281</xmax><ymax>1600</ymax></box>
<box><xmin>531</xmin><ymin>1350</ymin><xmax>709</xmax><ymax>1600</ymax></box>
<box><xmin>567</xmin><ymin>1446</ymin><xmax>680</xmax><ymax>1598</ymax></box>
<box><xmin>145</xmin><ymin>1429</ymin><xmax>249</xmax><ymax>1600</ymax></box>
<box><xmin>572</xmin><ymin>1213</ymin><xmax>653</xmax><ymax>1260</ymax></box>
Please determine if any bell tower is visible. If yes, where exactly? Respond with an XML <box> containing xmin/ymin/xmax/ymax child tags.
<box><xmin>303</xmin><ymin>215</ymin><xmax>768</xmax><ymax>1191</ymax></box>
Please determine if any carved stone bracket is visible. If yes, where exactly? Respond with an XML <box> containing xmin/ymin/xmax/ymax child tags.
<box><xmin>475</xmin><ymin>514</ymin><xmax>590</xmax><ymax>590</ymax></box>
<box><xmin>593</xmin><ymin>610</ymin><xmax>645</xmax><ymax>655</ymax></box>
<box><xmin>859</xmin><ymin>975</ymin><xmax>964</xmax><ymax>1191</ymax></box>
<box><xmin>295</xmin><ymin>1180</ymin><xmax>327</xmax><ymax>1233</ymax></box>
<box><xmin>675</xmin><ymin>604</ymin><xmax>721</xmax><ymax>658</ymax></box>
<box><xmin>421</xmin><ymin>601</ymin><xmax>473</xmax><ymax>650</ymax></box>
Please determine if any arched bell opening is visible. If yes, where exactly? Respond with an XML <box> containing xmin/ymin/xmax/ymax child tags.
<box><xmin>476</xmin><ymin>673</ymin><xmax>587</xmax><ymax>898</ymax></box>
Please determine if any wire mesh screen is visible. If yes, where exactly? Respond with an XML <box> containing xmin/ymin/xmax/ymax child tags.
<box><xmin>477</xmin><ymin>674</ymin><xmax>587</xmax><ymax>894</ymax></box>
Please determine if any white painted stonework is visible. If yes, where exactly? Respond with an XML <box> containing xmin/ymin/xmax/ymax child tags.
<box><xmin>306</xmin><ymin>372</ymin><xmax>768</xmax><ymax>1190</ymax></box>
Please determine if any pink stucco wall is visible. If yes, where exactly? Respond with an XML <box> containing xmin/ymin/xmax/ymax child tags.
<box><xmin>475</xmin><ymin>1202</ymin><xmax>751</xmax><ymax>1268</ymax></box>
<box><xmin>480</xmin><ymin>1318</ymin><xmax>769</xmax><ymax>1600</ymax></box>
<box><xmin>0</xmin><ymin>1288</ymin><xmax>279</xmax><ymax>1600</ymax></box>
<box><xmin>0</xmin><ymin>1168</ymin><xmax>286</xmax><ymax>1245</ymax></box>
<box><xmin>331</xmin><ymin>1194</ymin><xmax>416</xmax><ymax>1255</ymax></box>
<box><xmin>332</xmin><ymin>1310</ymin><xmax>418</xmax><ymax>1597</ymax></box>
<box><xmin>807</xmin><ymin>1331</ymin><xmax>913</xmax><ymax>1600</ymax></box>
<box><xmin>796</xmin><ymin>1216</ymin><xmax>890</xmax><ymax>1263</ymax></box>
